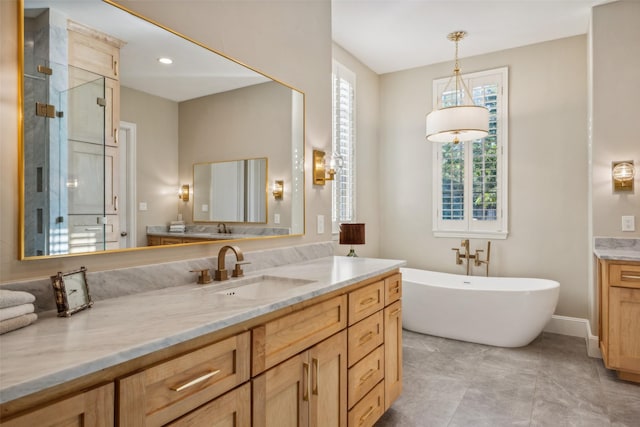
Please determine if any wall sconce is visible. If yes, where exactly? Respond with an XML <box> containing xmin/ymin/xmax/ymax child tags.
<box><xmin>179</xmin><ymin>184</ymin><xmax>190</xmax><ymax>202</ymax></box>
<box><xmin>339</xmin><ymin>223</ymin><xmax>365</xmax><ymax>257</ymax></box>
<box><xmin>272</xmin><ymin>180</ymin><xmax>284</xmax><ymax>200</ymax></box>
<box><xmin>612</xmin><ymin>161</ymin><xmax>635</xmax><ymax>192</ymax></box>
<box><xmin>313</xmin><ymin>149</ymin><xmax>342</xmax><ymax>186</ymax></box>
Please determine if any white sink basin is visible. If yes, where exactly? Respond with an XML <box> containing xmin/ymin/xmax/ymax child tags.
<box><xmin>204</xmin><ymin>275</ymin><xmax>316</xmax><ymax>300</ymax></box>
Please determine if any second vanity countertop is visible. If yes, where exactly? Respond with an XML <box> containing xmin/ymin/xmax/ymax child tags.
<box><xmin>593</xmin><ymin>237</ymin><xmax>640</xmax><ymax>261</ymax></box>
<box><xmin>0</xmin><ymin>256</ymin><xmax>405</xmax><ymax>405</ymax></box>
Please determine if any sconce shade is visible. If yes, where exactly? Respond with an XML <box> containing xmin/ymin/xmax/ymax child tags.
<box><xmin>426</xmin><ymin>105</ymin><xmax>489</xmax><ymax>143</ymax></box>
<box><xmin>339</xmin><ymin>223</ymin><xmax>365</xmax><ymax>245</ymax></box>
<box><xmin>612</xmin><ymin>161</ymin><xmax>635</xmax><ymax>192</ymax></box>
<box><xmin>273</xmin><ymin>180</ymin><xmax>284</xmax><ymax>200</ymax></box>
<box><xmin>179</xmin><ymin>184</ymin><xmax>189</xmax><ymax>202</ymax></box>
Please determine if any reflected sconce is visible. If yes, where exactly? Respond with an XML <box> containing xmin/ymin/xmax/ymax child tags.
<box><xmin>273</xmin><ymin>180</ymin><xmax>284</xmax><ymax>200</ymax></box>
<box><xmin>179</xmin><ymin>184</ymin><xmax>190</xmax><ymax>202</ymax></box>
<box><xmin>612</xmin><ymin>161</ymin><xmax>635</xmax><ymax>192</ymax></box>
<box><xmin>339</xmin><ymin>223</ymin><xmax>365</xmax><ymax>257</ymax></box>
<box><xmin>313</xmin><ymin>149</ymin><xmax>342</xmax><ymax>186</ymax></box>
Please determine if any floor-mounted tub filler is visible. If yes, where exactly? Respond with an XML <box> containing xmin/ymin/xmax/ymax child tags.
<box><xmin>401</xmin><ymin>267</ymin><xmax>559</xmax><ymax>347</ymax></box>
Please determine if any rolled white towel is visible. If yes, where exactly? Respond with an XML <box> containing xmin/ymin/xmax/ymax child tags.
<box><xmin>0</xmin><ymin>303</ymin><xmax>35</xmax><ymax>321</ymax></box>
<box><xmin>0</xmin><ymin>289</ymin><xmax>35</xmax><ymax>309</ymax></box>
<box><xmin>0</xmin><ymin>313</ymin><xmax>38</xmax><ymax>335</ymax></box>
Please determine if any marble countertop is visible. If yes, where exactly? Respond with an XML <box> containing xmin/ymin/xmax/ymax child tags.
<box><xmin>593</xmin><ymin>237</ymin><xmax>640</xmax><ymax>261</ymax></box>
<box><xmin>146</xmin><ymin>231</ymin><xmax>254</xmax><ymax>240</ymax></box>
<box><xmin>0</xmin><ymin>256</ymin><xmax>404</xmax><ymax>404</ymax></box>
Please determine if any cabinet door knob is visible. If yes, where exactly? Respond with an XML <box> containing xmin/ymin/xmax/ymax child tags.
<box><xmin>120</xmin><ymin>231</ymin><xmax>128</xmax><ymax>237</ymax></box>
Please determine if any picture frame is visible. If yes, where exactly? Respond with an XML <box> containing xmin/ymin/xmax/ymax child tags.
<box><xmin>51</xmin><ymin>266</ymin><xmax>93</xmax><ymax>317</ymax></box>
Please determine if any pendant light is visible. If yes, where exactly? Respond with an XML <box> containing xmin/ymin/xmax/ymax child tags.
<box><xmin>426</xmin><ymin>31</ymin><xmax>489</xmax><ymax>144</ymax></box>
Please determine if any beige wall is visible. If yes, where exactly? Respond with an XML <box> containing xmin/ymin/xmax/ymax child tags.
<box><xmin>588</xmin><ymin>0</ymin><xmax>640</xmax><ymax>327</ymax></box>
<box><xmin>378</xmin><ymin>36</ymin><xmax>590</xmax><ymax>318</ymax></box>
<box><xmin>591</xmin><ymin>0</ymin><xmax>640</xmax><ymax>238</ymax></box>
<box><xmin>332</xmin><ymin>43</ymin><xmax>381</xmax><ymax>257</ymax></box>
<box><xmin>121</xmin><ymin>87</ymin><xmax>180</xmax><ymax>246</ymax></box>
<box><xmin>0</xmin><ymin>0</ymin><xmax>332</xmax><ymax>283</ymax></box>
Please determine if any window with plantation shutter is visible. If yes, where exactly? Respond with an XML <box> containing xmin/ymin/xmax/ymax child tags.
<box><xmin>433</xmin><ymin>67</ymin><xmax>508</xmax><ymax>238</ymax></box>
<box><xmin>332</xmin><ymin>61</ymin><xmax>356</xmax><ymax>232</ymax></box>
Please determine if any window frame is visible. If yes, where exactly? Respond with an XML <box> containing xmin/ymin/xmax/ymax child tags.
<box><xmin>432</xmin><ymin>67</ymin><xmax>509</xmax><ymax>239</ymax></box>
<box><xmin>331</xmin><ymin>60</ymin><xmax>357</xmax><ymax>234</ymax></box>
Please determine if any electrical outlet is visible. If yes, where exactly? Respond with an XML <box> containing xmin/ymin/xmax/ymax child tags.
<box><xmin>201</xmin><ymin>204</ymin><xmax>209</xmax><ymax>212</ymax></box>
<box><xmin>317</xmin><ymin>215</ymin><xmax>325</xmax><ymax>234</ymax></box>
<box><xmin>622</xmin><ymin>215</ymin><xmax>635</xmax><ymax>232</ymax></box>
<box><xmin>139</xmin><ymin>202</ymin><xmax>147</xmax><ymax>211</ymax></box>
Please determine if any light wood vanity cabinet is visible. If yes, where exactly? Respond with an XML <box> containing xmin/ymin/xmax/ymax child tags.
<box><xmin>1</xmin><ymin>270</ymin><xmax>402</xmax><ymax>427</ymax></box>
<box><xmin>1</xmin><ymin>383</ymin><xmax>114</xmax><ymax>427</ymax></box>
<box><xmin>345</xmin><ymin>274</ymin><xmax>403</xmax><ymax>427</ymax></box>
<box><xmin>598</xmin><ymin>259</ymin><xmax>640</xmax><ymax>383</ymax></box>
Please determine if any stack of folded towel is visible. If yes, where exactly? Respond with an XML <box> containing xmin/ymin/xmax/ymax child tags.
<box><xmin>0</xmin><ymin>289</ymin><xmax>38</xmax><ymax>335</ymax></box>
<box><xmin>169</xmin><ymin>220</ymin><xmax>186</xmax><ymax>233</ymax></box>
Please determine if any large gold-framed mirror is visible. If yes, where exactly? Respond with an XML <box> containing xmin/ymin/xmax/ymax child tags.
<box><xmin>20</xmin><ymin>0</ymin><xmax>305</xmax><ymax>259</ymax></box>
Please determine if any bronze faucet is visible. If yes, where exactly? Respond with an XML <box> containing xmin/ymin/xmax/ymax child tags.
<box><xmin>451</xmin><ymin>239</ymin><xmax>490</xmax><ymax>276</ymax></box>
<box><xmin>214</xmin><ymin>245</ymin><xmax>249</xmax><ymax>281</ymax></box>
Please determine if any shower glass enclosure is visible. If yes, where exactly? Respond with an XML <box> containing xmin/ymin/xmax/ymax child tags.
<box><xmin>23</xmin><ymin>58</ymin><xmax>107</xmax><ymax>257</ymax></box>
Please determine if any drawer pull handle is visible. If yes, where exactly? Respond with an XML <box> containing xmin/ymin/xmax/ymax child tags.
<box><xmin>359</xmin><ymin>331</ymin><xmax>374</xmax><ymax>344</ymax></box>
<box><xmin>621</xmin><ymin>274</ymin><xmax>640</xmax><ymax>280</ymax></box>
<box><xmin>359</xmin><ymin>406</ymin><xmax>375</xmax><ymax>425</ymax></box>
<box><xmin>359</xmin><ymin>369</ymin><xmax>375</xmax><ymax>384</ymax></box>
<box><xmin>171</xmin><ymin>370</ymin><xmax>220</xmax><ymax>392</ymax></box>
<box><xmin>391</xmin><ymin>286</ymin><xmax>400</xmax><ymax>294</ymax></box>
<box><xmin>303</xmin><ymin>362</ymin><xmax>310</xmax><ymax>401</ymax></box>
<box><xmin>360</xmin><ymin>297</ymin><xmax>376</xmax><ymax>306</ymax></box>
<box><xmin>390</xmin><ymin>308</ymin><xmax>401</xmax><ymax>317</ymax></box>
<box><xmin>312</xmin><ymin>358</ymin><xmax>319</xmax><ymax>395</ymax></box>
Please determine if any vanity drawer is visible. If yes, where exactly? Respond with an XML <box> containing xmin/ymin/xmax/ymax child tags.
<box><xmin>348</xmin><ymin>281</ymin><xmax>384</xmax><ymax>326</ymax></box>
<box><xmin>348</xmin><ymin>311</ymin><xmax>384</xmax><ymax>367</ymax></box>
<box><xmin>348</xmin><ymin>345</ymin><xmax>384</xmax><ymax>409</ymax></box>
<box><xmin>348</xmin><ymin>380</ymin><xmax>385</xmax><ymax>427</ymax></box>
<box><xmin>118</xmin><ymin>331</ymin><xmax>250</xmax><ymax>427</ymax></box>
<box><xmin>609</xmin><ymin>263</ymin><xmax>640</xmax><ymax>289</ymax></box>
<box><xmin>252</xmin><ymin>295</ymin><xmax>347</xmax><ymax>375</ymax></box>
<box><xmin>384</xmin><ymin>273</ymin><xmax>402</xmax><ymax>305</ymax></box>
<box><xmin>166</xmin><ymin>382</ymin><xmax>251</xmax><ymax>427</ymax></box>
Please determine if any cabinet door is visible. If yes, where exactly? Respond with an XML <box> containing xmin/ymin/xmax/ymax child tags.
<box><xmin>1</xmin><ymin>383</ymin><xmax>114</xmax><ymax>427</ymax></box>
<box><xmin>252</xmin><ymin>352</ymin><xmax>309</xmax><ymax>427</ymax></box>
<box><xmin>384</xmin><ymin>301</ymin><xmax>403</xmax><ymax>410</ymax></box>
<box><xmin>608</xmin><ymin>287</ymin><xmax>640</xmax><ymax>373</ymax></box>
<box><xmin>309</xmin><ymin>331</ymin><xmax>347</xmax><ymax>427</ymax></box>
<box><xmin>166</xmin><ymin>383</ymin><xmax>250</xmax><ymax>427</ymax></box>
<box><xmin>104</xmin><ymin>78</ymin><xmax>120</xmax><ymax>147</ymax></box>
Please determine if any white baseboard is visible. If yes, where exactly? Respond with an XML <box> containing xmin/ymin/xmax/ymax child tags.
<box><xmin>543</xmin><ymin>315</ymin><xmax>602</xmax><ymax>358</ymax></box>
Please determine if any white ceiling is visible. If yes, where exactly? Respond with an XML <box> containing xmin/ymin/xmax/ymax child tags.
<box><xmin>332</xmin><ymin>0</ymin><xmax>608</xmax><ymax>75</ymax></box>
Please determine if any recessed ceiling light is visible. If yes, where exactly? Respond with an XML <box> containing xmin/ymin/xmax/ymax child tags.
<box><xmin>158</xmin><ymin>57</ymin><xmax>173</xmax><ymax>65</ymax></box>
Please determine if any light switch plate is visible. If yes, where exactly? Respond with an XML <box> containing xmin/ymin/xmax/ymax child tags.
<box><xmin>622</xmin><ymin>215</ymin><xmax>635</xmax><ymax>232</ymax></box>
<box><xmin>274</xmin><ymin>213</ymin><xmax>280</xmax><ymax>224</ymax></box>
<box><xmin>139</xmin><ymin>202</ymin><xmax>147</xmax><ymax>211</ymax></box>
<box><xmin>201</xmin><ymin>204</ymin><xmax>209</xmax><ymax>212</ymax></box>
<box><xmin>317</xmin><ymin>215</ymin><xmax>324</xmax><ymax>234</ymax></box>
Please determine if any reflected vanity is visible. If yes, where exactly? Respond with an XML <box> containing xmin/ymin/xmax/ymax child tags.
<box><xmin>20</xmin><ymin>0</ymin><xmax>305</xmax><ymax>259</ymax></box>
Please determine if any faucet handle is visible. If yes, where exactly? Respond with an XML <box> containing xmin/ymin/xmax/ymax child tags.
<box><xmin>190</xmin><ymin>269</ymin><xmax>213</xmax><ymax>284</ymax></box>
<box><xmin>451</xmin><ymin>248</ymin><xmax>462</xmax><ymax>265</ymax></box>
<box><xmin>232</xmin><ymin>261</ymin><xmax>251</xmax><ymax>278</ymax></box>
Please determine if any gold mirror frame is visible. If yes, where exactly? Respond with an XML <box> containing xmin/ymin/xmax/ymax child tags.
<box><xmin>18</xmin><ymin>0</ymin><xmax>306</xmax><ymax>260</ymax></box>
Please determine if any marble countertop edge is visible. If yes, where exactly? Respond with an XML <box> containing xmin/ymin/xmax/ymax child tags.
<box><xmin>0</xmin><ymin>256</ymin><xmax>405</xmax><ymax>404</ymax></box>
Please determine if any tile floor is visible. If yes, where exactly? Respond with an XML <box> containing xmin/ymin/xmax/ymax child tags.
<box><xmin>376</xmin><ymin>331</ymin><xmax>640</xmax><ymax>427</ymax></box>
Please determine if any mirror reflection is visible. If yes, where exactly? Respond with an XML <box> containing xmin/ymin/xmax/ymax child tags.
<box><xmin>21</xmin><ymin>0</ymin><xmax>305</xmax><ymax>258</ymax></box>
<box><xmin>193</xmin><ymin>158</ymin><xmax>267</xmax><ymax>223</ymax></box>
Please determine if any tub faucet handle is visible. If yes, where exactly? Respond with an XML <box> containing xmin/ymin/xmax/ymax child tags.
<box><xmin>451</xmin><ymin>248</ymin><xmax>462</xmax><ymax>265</ymax></box>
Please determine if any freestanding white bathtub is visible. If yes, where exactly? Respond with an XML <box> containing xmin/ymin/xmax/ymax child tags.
<box><xmin>401</xmin><ymin>267</ymin><xmax>559</xmax><ymax>347</ymax></box>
